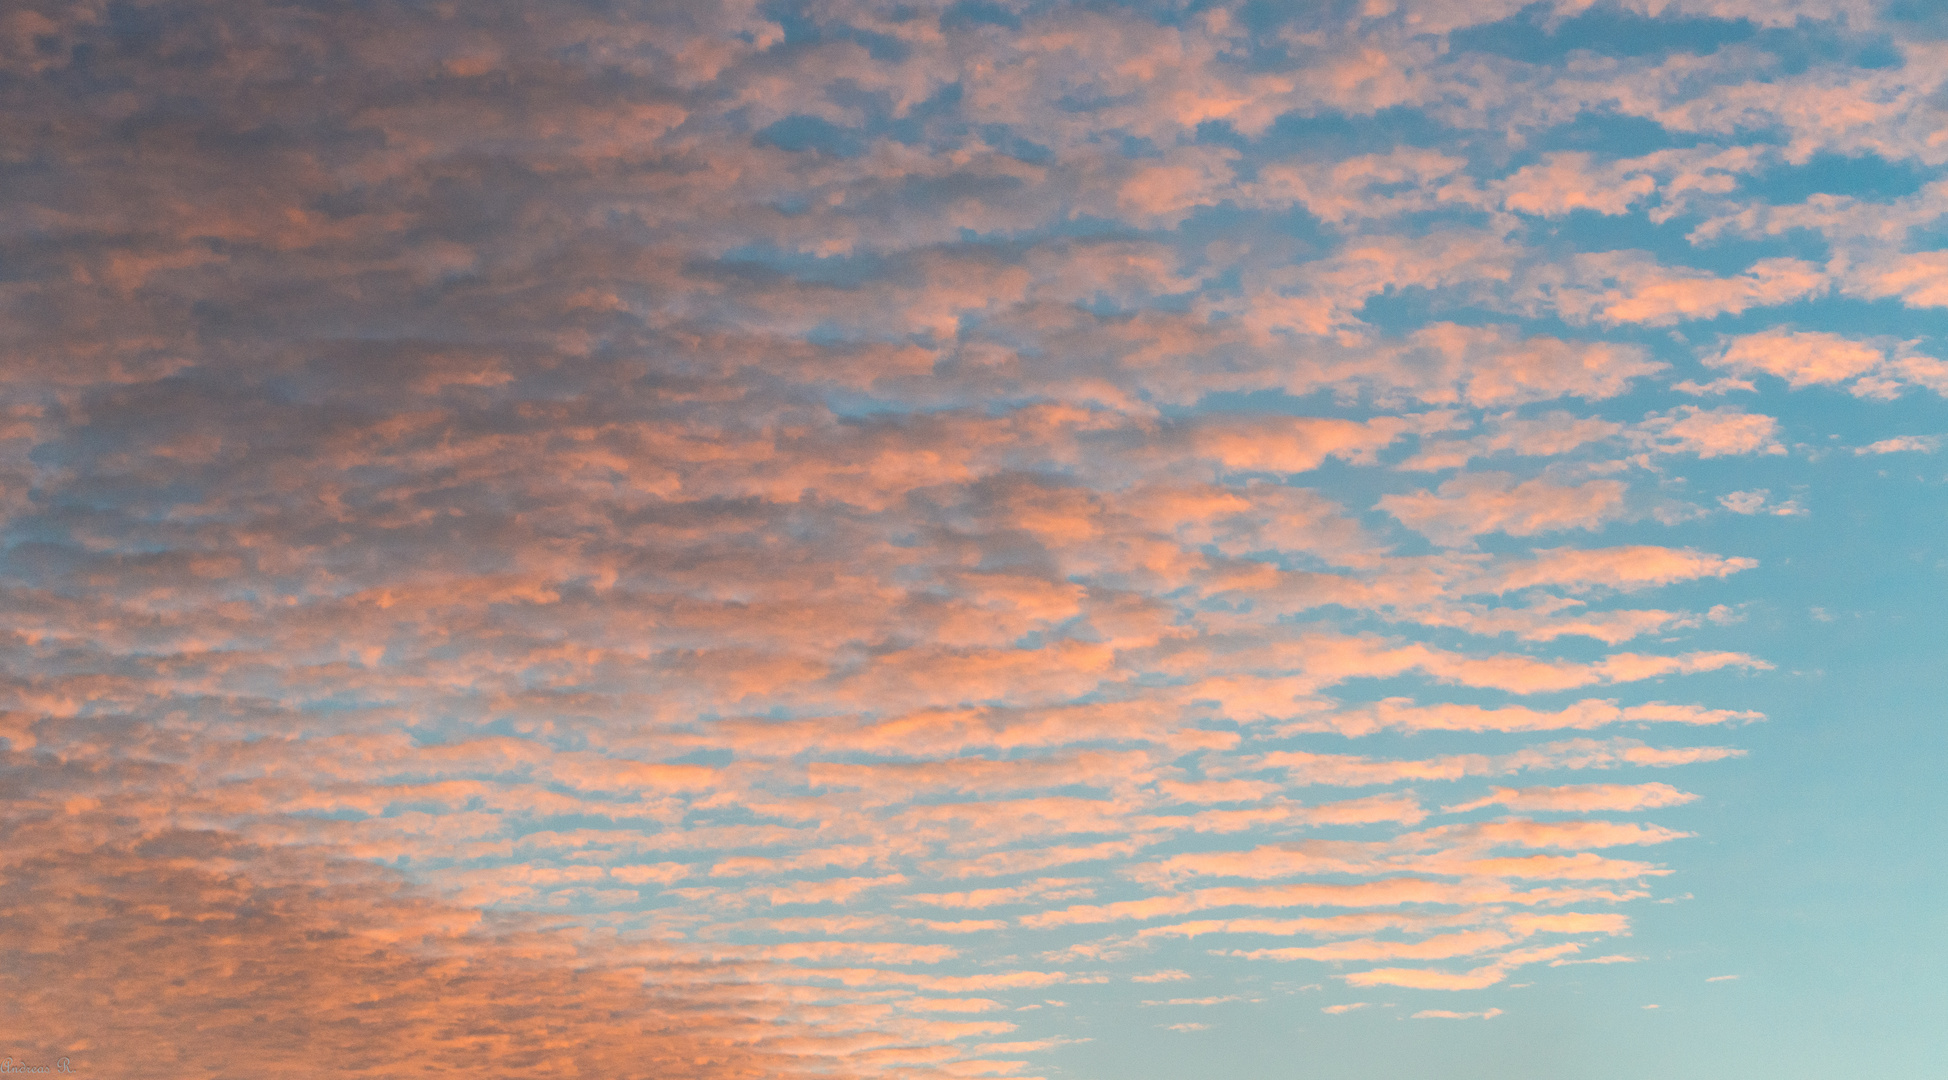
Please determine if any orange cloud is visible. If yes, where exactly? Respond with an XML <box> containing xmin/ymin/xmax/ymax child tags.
<box><xmin>0</xmin><ymin>0</ymin><xmax>1825</xmax><ymax>1056</ymax></box>
<box><xmin>1345</xmin><ymin>943</ymin><xmax>1584</xmax><ymax>990</ymax></box>
<box><xmin>1227</xmin><ymin>929</ymin><xmax>1517</xmax><ymax>962</ymax></box>
<box><xmin>1478</xmin><ymin>546</ymin><xmax>1759</xmax><ymax>594</ymax></box>
<box><xmin>1629</xmin><ymin>406</ymin><xmax>1784</xmax><ymax>458</ymax></box>
<box><xmin>1290</xmin><ymin>698</ymin><xmax>1760</xmax><ymax>737</ymax></box>
<box><xmin>1498</xmin><ymin>153</ymin><xmax>1657</xmax><ymax>217</ymax></box>
<box><xmin>1443</xmin><ymin>783</ymin><xmax>1700</xmax><ymax>814</ymax></box>
<box><xmin>1257</xmin><ymin>737</ymin><xmax>1744</xmax><ymax>787</ymax></box>
<box><xmin>1545</xmin><ymin>254</ymin><xmax>1827</xmax><ymax>327</ymax></box>
<box><xmin>1021</xmin><ymin>877</ymin><xmax>1647</xmax><ymax>929</ymax></box>
<box><xmin>2</xmin><ymin>810</ymin><xmax>845</xmax><ymax>1079</ymax></box>
<box><xmin>1706</xmin><ymin>330</ymin><xmax>1885</xmax><ymax>388</ymax></box>
<box><xmin>1380</xmin><ymin>473</ymin><xmax>1630</xmax><ymax>546</ymax></box>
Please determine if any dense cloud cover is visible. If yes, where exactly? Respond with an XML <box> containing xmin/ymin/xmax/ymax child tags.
<box><xmin>4</xmin><ymin>0</ymin><xmax>1946</xmax><ymax>1076</ymax></box>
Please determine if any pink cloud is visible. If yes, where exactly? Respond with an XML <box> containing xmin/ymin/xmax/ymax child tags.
<box><xmin>1345</xmin><ymin>942</ymin><xmax>1584</xmax><ymax>990</ymax></box>
<box><xmin>1248</xmin><ymin>149</ymin><xmax>1473</xmax><ymax>225</ymax></box>
<box><xmin>1403</xmin><ymin>325</ymin><xmax>1668</xmax><ymax>407</ymax></box>
<box><xmin>1504</xmin><ymin>911</ymin><xmax>1632</xmax><ymax>936</ymax></box>
<box><xmin>1115</xmin><ymin>147</ymin><xmax>1239</xmax><ymax>226</ymax></box>
<box><xmin>1842</xmin><ymin>251</ymin><xmax>1948</xmax><ymax>309</ymax></box>
<box><xmin>2</xmin><ymin>809</ymin><xmax>849</xmax><ymax>1079</ymax></box>
<box><xmin>1188</xmin><ymin>413</ymin><xmax>1458</xmax><ymax>474</ymax></box>
<box><xmin>1856</xmin><ymin>435</ymin><xmax>1941</xmax><ymax>455</ymax></box>
<box><xmin>1257</xmin><ymin>737</ymin><xmax>1745</xmax><ymax>787</ymax></box>
<box><xmin>1498</xmin><ymin>153</ymin><xmax>1657</xmax><ymax>217</ymax></box>
<box><xmin>1543</xmin><ymin>254</ymin><xmax>1827</xmax><ymax>327</ymax></box>
<box><xmin>1137</xmin><ymin>911</ymin><xmax>1488</xmax><ymax>942</ymax></box>
<box><xmin>1021</xmin><ymin>877</ymin><xmax>1649</xmax><ymax>929</ymax></box>
<box><xmin>1229</xmin><ymin>929</ymin><xmax>1517</xmax><ymax>963</ymax></box>
<box><xmin>1443</xmin><ymin>782</ymin><xmax>1700</xmax><ymax>814</ymax></box>
<box><xmin>0</xmin><ymin>0</ymin><xmax>1835</xmax><ymax>1058</ymax></box>
<box><xmin>1706</xmin><ymin>330</ymin><xmax>1886</xmax><ymax>388</ymax></box>
<box><xmin>1478</xmin><ymin>546</ymin><xmax>1759</xmax><ymax>594</ymax></box>
<box><xmin>1291</xmin><ymin>698</ymin><xmax>1760</xmax><ymax>737</ymax></box>
<box><xmin>1399</xmin><ymin>411</ymin><xmax>1624</xmax><ymax>471</ymax></box>
<box><xmin>1379</xmin><ymin>473</ymin><xmax>1631</xmax><ymax>546</ymax></box>
<box><xmin>1629</xmin><ymin>406</ymin><xmax>1785</xmax><ymax>458</ymax></box>
<box><xmin>905</xmin><ymin>879</ymin><xmax>1098</xmax><ymax>910</ymax></box>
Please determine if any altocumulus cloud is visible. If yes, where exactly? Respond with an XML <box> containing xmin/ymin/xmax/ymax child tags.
<box><xmin>3</xmin><ymin>0</ymin><xmax>1946</xmax><ymax>1076</ymax></box>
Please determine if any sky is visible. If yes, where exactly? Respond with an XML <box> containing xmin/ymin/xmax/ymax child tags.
<box><xmin>2</xmin><ymin>1</ymin><xmax>1947</xmax><ymax>1077</ymax></box>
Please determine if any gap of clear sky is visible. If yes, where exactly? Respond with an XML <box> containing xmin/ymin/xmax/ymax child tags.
<box><xmin>2</xmin><ymin>1</ymin><xmax>1946</xmax><ymax>1077</ymax></box>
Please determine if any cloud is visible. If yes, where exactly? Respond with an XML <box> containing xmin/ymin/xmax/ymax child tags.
<box><xmin>1390</xmin><ymin>325</ymin><xmax>1668</xmax><ymax>407</ymax></box>
<box><xmin>1673</xmin><ymin>377</ymin><xmax>1757</xmax><ymax>396</ymax></box>
<box><xmin>0</xmin><ymin>806</ymin><xmax>843</xmax><ymax>1079</ymax></box>
<box><xmin>1346</xmin><ymin>943</ymin><xmax>1584</xmax><ymax>990</ymax></box>
<box><xmin>1411</xmin><ymin>1008</ymin><xmax>1503</xmax><ymax>1019</ymax></box>
<box><xmin>1248</xmin><ymin>148</ymin><xmax>1472</xmax><ymax>225</ymax></box>
<box><xmin>1133</xmin><ymin>819</ymin><xmax>1688</xmax><ymax>888</ymax></box>
<box><xmin>1503</xmin><ymin>912</ymin><xmax>1631</xmax><ymax>937</ymax></box>
<box><xmin>0</xmin><ymin>0</ymin><xmax>1863</xmax><ymax>1062</ymax></box>
<box><xmin>1841</xmin><ymin>251</ymin><xmax>1948</xmax><ymax>310</ymax></box>
<box><xmin>1703</xmin><ymin>333</ymin><xmax>1948</xmax><ymax>400</ymax></box>
<box><xmin>1380</xmin><ymin>473</ymin><xmax>1631</xmax><ymax>546</ymax></box>
<box><xmin>1720</xmin><ymin>490</ymin><xmax>1809</xmax><ymax>516</ymax></box>
<box><xmin>904</xmin><ymin>879</ymin><xmax>1097</xmax><ymax>910</ymax></box>
<box><xmin>1856</xmin><ymin>435</ymin><xmax>1941</xmax><ymax>455</ymax></box>
<box><xmin>1629</xmin><ymin>407</ymin><xmax>1785</xmax><ymax>459</ymax></box>
<box><xmin>1187</xmin><ymin>414</ymin><xmax>1456</xmax><ymax>474</ymax></box>
<box><xmin>1443</xmin><ymin>783</ymin><xmax>1700</xmax><ymax>814</ymax></box>
<box><xmin>1295</xmin><ymin>700</ymin><xmax>1760</xmax><ymax>738</ymax></box>
<box><xmin>1136</xmin><ymin>911</ymin><xmax>1490</xmax><ymax>943</ymax></box>
<box><xmin>1399</xmin><ymin>411</ymin><xmax>1624</xmax><ymax>471</ymax></box>
<box><xmin>1707</xmin><ymin>331</ymin><xmax>1885</xmax><ymax>388</ymax></box>
<box><xmin>1258</xmin><ymin>738</ymin><xmax>1745</xmax><ymax>788</ymax></box>
<box><xmin>1228</xmin><ymin>930</ymin><xmax>1519</xmax><ymax>962</ymax></box>
<box><xmin>1540</xmin><ymin>254</ymin><xmax>1827</xmax><ymax>327</ymax></box>
<box><xmin>1021</xmin><ymin>876</ymin><xmax>1655</xmax><ymax>929</ymax></box>
<box><xmin>977</xmin><ymin>1037</ymin><xmax>1092</xmax><ymax>1053</ymax></box>
<box><xmin>1478</xmin><ymin>546</ymin><xmax>1758</xmax><ymax>594</ymax></box>
<box><xmin>1499</xmin><ymin>154</ymin><xmax>1657</xmax><ymax>218</ymax></box>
